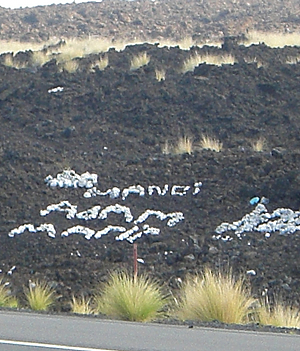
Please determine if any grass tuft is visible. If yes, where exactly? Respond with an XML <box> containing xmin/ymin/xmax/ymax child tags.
<box><xmin>91</xmin><ymin>55</ymin><xmax>109</xmax><ymax>71</ymax></box>
<box><xmin>24</xmin><ymin>280</ymin><xmax>56</xmax><ymax>311</ymax></box>
<box><xmin>61</xmin><ymin>60</ymin><xmax>80</xmax><ymax>73</ymax></box>
<box><xmin>71</xmin><ymin>295</ymin><xmax>94</xmax><ymax>315</ymax></box>
<box><xmin>182</xmin><ymin>53</ymin><xmax>235</xmax><ymax>73</ymax></box>
<box><xmin>155</xmin><ymin>68</ymin><xmax>166</xmax><ymax>81</ymax></box>
<box><xmin>31</xmin><ymin>51</ymin><xmax>51</xmax><ymax>67</ymax></box>
<box><xmin>130</xmin><ymin>52</ymin><xmax>150</xmax><ymax>71</ymax></box>
<box><xmin>251</xmin><ymin>137</ymin><xmax>266</xmax><ymax>152</ymax></box>
<box><xmin>200</xmin><ymin>135</ymin><xmax>222</xmax><ymax>152</ymax></box>
<box><xmin>257</xmin><ymin>300</ymin><xmax>300</xmax><ymax>328</ymax></box>
<box><xmin>177</xmin><ymin>268</ymin><xmax>256</xmax><ymax>324</ymax></box>
<box><xmin>173</xmin><ymin>136</ymin><xmax>193</xmax><ymax>155</ymax></box>
<box><xmin>94</xmin><ymin>271</ymin><xmax>167</xmax><ymax>322</ymax></box>
<box><xmin>0</xmin><ymin>280</ymin><xmax>18</xmax><ymax>308</ymax></box>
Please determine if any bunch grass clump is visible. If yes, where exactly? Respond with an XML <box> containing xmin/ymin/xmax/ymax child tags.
<box><xmin>155</xmin><ymin>68</ymin><xmax>166</xmax><ymax>81</ymax></box>
<box><xmin>130</xmin><ymin>52</ymin><xmax>150</xmax><ymax>71</ymax></box>
<box><xmin>251</xmin><ymin>137</ymin><xmax>266</xmax><ymax>152</ymax></box>
<box><xmin>0</xmin><ymin>280</ymin><xmax>18</xmax><ymax>308</ymax></box>
<box><xmin>94</xmin><ymin>271</ymin><xmax>167</xmax><ymax>322</ymax></box>
<box><xmin>173</xmin><ymin>136</ymin><xmax>193</xmax><ymax>155</ymax></box>
<box><xmin>257</xmin><ymin>300</ymin><xmax>300</xmax><ymax>328</ymax></box>
<box><xmin>182</xmin><ymin>53</ymin><xmax>235</xmax><ymax>73</ymax></box>
<box><xmin>24</xmin><ymin>280</ymin><xmax>56</xmax><ymax>311</ymax></box>
<box><xmin>177</xmin><ymin>268</ymin><xmax>256</xmax><ymax>324</ymax></box>
<box><xmin>200</xmin><ymin>135</ymin><xmax>223</xmax><ymax>152</ymax></box>
<box><xmin>71</xmin><ymin>295</ymin><xmax>94</xmax><ymax>315</ymax></box>
<box><xmin>91</xmin><ymin>55</ymin><xmax>109</xmax><ymax>71</ymax></box>
<box><xmin>61</xmin><ymin>60</ymin><xmax>79</xmax><ymax>73</ymax></box>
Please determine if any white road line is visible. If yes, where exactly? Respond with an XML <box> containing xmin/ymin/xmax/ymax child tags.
<box><xmin>0</xmin><ymin>339</ymin><xmax>120</xmax><ymax>351</ymax></box>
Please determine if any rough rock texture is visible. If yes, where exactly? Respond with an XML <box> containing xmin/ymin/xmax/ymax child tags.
<box><xmin>0</xmin><ymin>1</ymin><xmax>300</xmax><ymax>321</ymax></box>
<box><xmin>0</xmin><ymin>0</ymin><xmax>300</xmax><ymax>42</ymax></box>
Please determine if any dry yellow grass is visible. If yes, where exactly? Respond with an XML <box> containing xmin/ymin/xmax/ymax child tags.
<box><xmin>177</xmin><ymin>268</ymin><xmax>256</xmax><ymax>324</ymax></box>
<box><xmin>90</xmin><ymin>55</ymin><xmax>109</xmax><ymax>71</ymax></box>
<box><xmin>130</xmin><ymin>52</ymin><xmax>150</xmax><ymax>71</ymax></box>
<box><xmin>258</xmin><ymin>301</ymin><xmax>300</xmax><ymax>328</ymax></box>
<box><xmin>200</xmin><ymin>135</ymin><xmax>223</xmax><ymax>152</ymax></box>
<box><xmin>244</xmin><ymin>30</ymin><xmax>300</xmax><ymax>48</ymax></box>
<box><xmin>173</xmin><ymin>136</ymin><xmax>193</xmax><ymax>155</ymax></box>
<box><xmin>31</xmin><ymin>50</ymin><xmax>51</xmax><ymax>67</ymax></box>
<box><xmin>182</xmin><ymin>53</ymin><xmax>236</xmax><ymax>73</ymax></box>
<box><xmin>61</xmin><ymin>60</ymin><xmax>80</xmax><ymax>73</ymax></box>
<box><xmin>243</xmin><ymin>56</ymin><xmax>264</xmax><ymax>68</ymax></box>
<box><xmin>251</xmin><ymin>137</ymin><xmax>266</xmax><ymax>152</ymax></box>
<box><xmin>0</xmin><ymin>40</ymin><xmax>46</xmax><ymax>55</ymax></box>
<box><xmin>71</xmin><ymin>295</ymin><xmax>94</xmax><ymax>315</ymax></box>
<box><xmin>155</xmin><ymin>68</ymin><xmax>166</xmax><ymax>81</ymax></box>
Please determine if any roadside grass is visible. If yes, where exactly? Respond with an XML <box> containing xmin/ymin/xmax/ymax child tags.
<box><xmin>71</xmin><ymin>295</ymin><xmax>94</xmax><ymax>315</ymax></box>
<box><xmin>257</xmin><ymin>300</ymin><xmax>300</xmax><ymax>328</ymax></box>
<box><xmin>0</xmin><ymin>280</ymin><xmax>18</xmax><ymax>308</ymax></box>
<box><xmin>182</xmin><ymin>53</ymin><xmax>235</xmax><ymax>73</ymax></box>
<box><xmin>130</xmin><ymin>52</ymin><xmax>150</xmax><ymax>71</ymax></box>
<box><xmin>176</xmin><ymin>268</ymin><xmax>256</xmax><ymax>324</ymax></box>
<box><xmin>94</xmin><ymin>271</ymin><xmax>167</xmax><ymax>322</ymax></box>
<box><xmin>243</xmin><ymin>30</ymin><xmax>300</xmax><ymax>48</ymax></box>
<box><xmin>200</xmin><ymin>135</ymin><xmax>223</xmax><ymax>152</ymax></box>
<box><xmin>24</xmin><ymin>280</ymin><xmax>56</xmax><ymax>311</ymax></box>
<box><xmin>251</xmin><ymin>137</ymin><xmax>266</xmax><ymax>152</ymax></box>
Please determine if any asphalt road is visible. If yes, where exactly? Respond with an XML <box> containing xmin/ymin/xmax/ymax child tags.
<box><xmin>0</xmin><ymin>310</ymin><xmax>299</xmax><ymax>351</ymax></box>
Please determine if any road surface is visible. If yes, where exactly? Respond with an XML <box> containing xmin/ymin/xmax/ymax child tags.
<box><xmin>0</xmin><ymin>310</ymin><xmax>299</xmax><ymax>350</ymax></box>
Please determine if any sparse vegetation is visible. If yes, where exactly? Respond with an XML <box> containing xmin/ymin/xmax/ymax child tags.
<box><xmin>71</xmin><ymin>295</ymin><xmax>94</xmax><ymax>315</ymax></box>
<box><xmin>243</xmin><ymin>30</ymin><xmax>300</xmax><ymax>48</ymax></box>
<box><xmin>94</xmin><ymin>271</ymin><xmax>167</xmax><ymax>322</ymax></box>
<box><xmin>176</xmin><ymin>269</ymin><xmax>256</xmax><ymax>324</ymax></box>
<box><xmin>61</xmin><ymin>60</ymin><xmax>80</xmax><ymax>73</ymax></box>
<box><xmin>31</xmin><ymin>50</ymin><xmax>51</xmax><ymax>67</ymax></box>
<box><xmin>257</xmin><ymin>300</ymin><xmax>300</xmax><ymax>328</ymax></box>
<box><xmin>251</xmin><ymin>137</ymin><xmax>266</xmax><ymax>152</ymax></box>
<box><xmin>0</xmin><ymin>280</ymin><xmax>18</xmax><ymax>308</ymax></box>
<box><xmin>24</xmin><ymin>280</ymin><xmax>56</xmax><ymax>311</ymax></box>
<box><xmin>155</xmin><ymin>68</ymin><xmax>166</xmax><ymax>81</ymax></box>
<box><xmin>182</xmin><ymin>53</ymin><xmax>236</xmax><ymax>73</ymax></box>
<box><xmin>200</xmin><ymin>135</ymin><xmax>223</xmax><ymax>152</ymax></box>
<box><xmin>91</xmin><ymin>55</ymin><xmax>109</xmax><ymax>71</ymax></box>
<box><xmin>173</xmin><ymin>136</ymin><xmax>193</xmax><ymax>155</ymax></box>
<box><xmin>130</xmin><ymin>52</ymin><xmax>150</xmax><ymax>71</ymax></box>
<box><xmin>286</xmin><ymin>56</ymin><xmax>300</xmax><ymax>64</ymax></box>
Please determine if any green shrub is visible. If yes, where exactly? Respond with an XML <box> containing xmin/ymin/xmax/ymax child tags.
<box><xmin>94</xmin><ymin>271</ymin><xmax>167</xmax><ymax>322</ymax></box>
<box><xmin>177</xmin><ymin>268</ymin><xmax>255</xmax><ymax>324</ymax></box>
<box><xmin>24</xmin><ymin>280</ymin><xmax>56</xmax><ymax>311</ymax></box>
